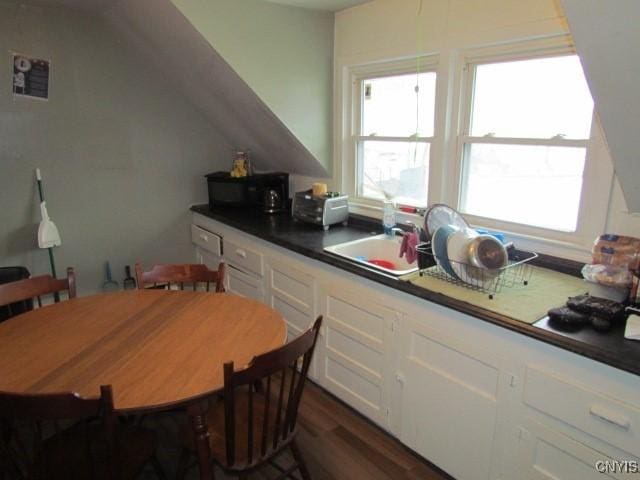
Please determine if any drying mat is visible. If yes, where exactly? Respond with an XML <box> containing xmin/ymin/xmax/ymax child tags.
<box><xmin>401</xmin><ymin>266</ymin><xmax>588</xmax><ymax>324</ymax></box>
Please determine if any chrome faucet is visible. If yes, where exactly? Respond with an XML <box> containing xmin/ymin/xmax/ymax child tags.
<box><xmin>405</xmin><ymin>221</ymin><xmax>420</xmax><ymax>233</ymax></box>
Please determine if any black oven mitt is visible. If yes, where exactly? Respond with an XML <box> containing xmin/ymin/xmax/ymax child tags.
<box><xmin>590</xmin><ymin>315</ymin><xmax>613</xmax><ymax>332</ymax></box>
<box><xmin>566</xmin><ymin>294</ymin><xmax>626</xmax><ymax>322</ymax></box>
<box><xmin>548</xmin><ymin>307</ymin><xmax>589</xmax><ymax>331</ymax></box>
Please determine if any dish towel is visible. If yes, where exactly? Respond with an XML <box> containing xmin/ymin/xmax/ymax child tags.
<box><xmin>625</xmin><ymin>314</ymin><xmax>640</xmax><ymax>340</ymax></box>
<box><xmin>399</xmin><ymin>232</ymin><xmax>419</xmax><ymax>264</ymax></box>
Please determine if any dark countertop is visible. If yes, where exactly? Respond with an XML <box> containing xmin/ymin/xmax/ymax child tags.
<box><xmin>191</xmin><ymin>204</ymin><xmax>640</xmax><ymax>377</ymax></box>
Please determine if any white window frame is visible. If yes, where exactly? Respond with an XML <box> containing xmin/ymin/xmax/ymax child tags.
<box><xmin>449</xmin><ymin>36</ymin><xmax>613</xmax><ymax>255</ymax></box>
<box><xmin>343</xmin><ymin>56</ymin><xmax>439</xmax><ymax>212</ymax></box>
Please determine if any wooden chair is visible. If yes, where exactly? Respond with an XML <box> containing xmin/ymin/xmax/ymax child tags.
<box><xmin>0</xmin><ymin>267</ymin><xmax>30</xmax><ymax>322</ymax></box>
<box><xmin>177</xmin><ymin>316</ymin><xmax>322</xmax><ymax>480</ymax></box>
<box><xmin>0</xmin><ymin>385</ymin><xmax>165</xmax><ymax>480</ymax></box>
<box><xmin>0</xmin><ymin>267</ymin><xmax>76</xmax><ymax>319</ymax></box>
<box><xmin>135</xmin><ymin>263</ymin><xmax>225</xmax><ymax>293</ymax></box>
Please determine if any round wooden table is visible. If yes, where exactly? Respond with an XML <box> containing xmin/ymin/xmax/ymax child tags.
<box><xmin>0</xmin><ymin>290</ymin><xmax>287</xmax><ymax>413</ymax></box>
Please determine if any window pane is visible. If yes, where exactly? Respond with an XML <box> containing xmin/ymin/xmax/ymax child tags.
<box><xmin>362</xmin><ymin>72</ymin><xmax>436</xmax><ymax>137</ymax></box>
<box><xmin>360</xmin><ymin>141</ymin><xmax>430</xmax><ymax>207</ymax></box>
<box><xmin>470</xmin><ymin>56</ymin><xmax>593</xmax><ymax>139</ymax></box>
<box><xmin>460</xmin><ymin>143</ymin><xmax>586</xmax><ymax>231</ymax></box>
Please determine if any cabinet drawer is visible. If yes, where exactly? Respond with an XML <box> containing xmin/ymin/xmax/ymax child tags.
<box><xmin>226</xmin><ymin>266</ymin><xmax>263</xmax><ymax>302</ymax></box>
<box><xmin>224</xmin><ymin>239</ymin><xmax>263</xmax><ymax>276</ymax></box>
<box><xmin>191</xmin><ymin>224</ymin><xmax>221</xmax><ymax>256</ymax></box>
<box><xmin>523</xmin><ymin>366</ymin><xmax>640</xmax><ymax>457</ymax></box>
<box><xmin>517</xmin><ymin>418</ymin><xmax>629</xmax><ymax>480</ymax></box>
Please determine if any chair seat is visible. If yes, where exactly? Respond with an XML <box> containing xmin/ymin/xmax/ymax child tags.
<box><xmin>42</xmin><ymin>422</ymin><xmax>157</xmax><ymax>479</ymax></box>
<box><xmin>183</xmin><ymin>389</ymin><xmax>295</xmax><ymax>471</ymax></box>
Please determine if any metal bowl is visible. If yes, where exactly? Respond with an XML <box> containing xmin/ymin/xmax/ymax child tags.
<box><xmin>466</xmin><ymin>235</ymin><xmax>508</xmax><ymax>281</ymax></box>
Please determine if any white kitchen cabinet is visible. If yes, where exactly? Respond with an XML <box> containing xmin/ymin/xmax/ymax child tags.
<box><xmin>222</xmin><ymin>236</ymin><xmax>265</xmax><ymax>302</ymax></box>
<box><xmin>317</xmin><ymin>283</ymin><xmax>399</xmax><ymax>431</ymax></box>
<box><xmin>507</xmin><ymin>364</ymin><xmax>640</xmax><ymax>479</ymax></box>
<box><xmin>225</xmin><ymin>264</ymin><xmax>264</xmax><ymax>301</ymax></box>
<box><xmin>190</xmin><ymin>212</ymin><xmax>640</xmax><ymax>480</ymax></box>
<box><xmin>265</xmin><ymin>257</ymin><xmax>320</xmax><ymax>379</ymax></box>
<box><xmin>191</xmin><ymin>224</ymin><xmax>222</xmax><ymax>257</ymax></box>
<box><xmin>515</xmin><ymin>418</ymin><xmax>630</xmax><ymax>480</ymax></box>
<box><xmin>398</xmin><ymin>315</ymin><xmax>509</xmax><ymax>480</ymax></box>
<box><xmin>224</xmin><ymin>237</ymin><xmax>264</xmax><ymax>277</ymax></box>
<box><xmin>192</xmin><ymin>223</ymin><xmax>223</xmax><ymax>268</ymax></box>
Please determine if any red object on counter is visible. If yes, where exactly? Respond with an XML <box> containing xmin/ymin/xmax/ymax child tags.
<box><xmin>398</xmin><ymin>205</ymin><xmax>417</xmax><ymax>213</ymax></box>
<box><xmin>368</xmin><ymin>259</ymin><xmax>396</xmax><ymax>269</ymax></box>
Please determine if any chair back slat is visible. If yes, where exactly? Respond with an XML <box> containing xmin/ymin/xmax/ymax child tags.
<box><xmin>272</xmin><ymin>367</ymin><xmax>286</xmax><ymax>451</ymax></box>
<box><xmin>247</xmin><ymin>387</ymin><xmax>254</xmax><ymax>464</ymax></box>
<box><xmin>0</xmin><ymin>268</ymin><xmax>76</xmax><ymax>317</ymax></box>
<box><xmin>260</xmin><ymin>375</ymin><xmax>271</xmax><ymax>457</ymax></box>
<box><xmin>222</xmin><ymin>316</ymin><xmax>322</xmax><ymax>469</ymax></box>
<box><xmin>223</xmin><ymin>362</ymin><xmax>236</xmax><ymax>466</ymax></box>
<box><xmin>283</xmin><ymin>364</ymin><xmax>298</xmax><ymax>439</ymax></box>
<box><xmin>135</xmin><ymin>263</ymin><xmax>225</xmax><ymax>293</ymax></box>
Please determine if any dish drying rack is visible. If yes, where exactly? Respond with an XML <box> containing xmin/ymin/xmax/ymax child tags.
<box><xmin>416</xmin><ymin>242</ymin><xmax>538</xmax><ymax>298</ymax></box>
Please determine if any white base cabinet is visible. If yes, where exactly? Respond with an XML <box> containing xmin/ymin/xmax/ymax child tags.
<box><xmin>398</xmin><ymin>316</ymin><xmax>509</xmax><ymax>480</ymax></box>
<box><xmin>515</xmin><ymin>419</ymin><xmax>628</xmax><ymax>480</ymax></box>
<box><xmin>265</xmin><ymin>257</ymin><xmax>319</xmax><ymax>380</ymax></box>
<box><xmin>318</xmin><ymin>284</ymin><xmax>399</xmax><ymax>431</ymax></box>
<box><xmin>191</xmin><ymin>213</ymin><xmax>640</xmax><ymax>480</ymax></box>
<box><xmin>226</xmin><ymin>264</ymin><xmax>264</xmax><ymax>301</ymax></box>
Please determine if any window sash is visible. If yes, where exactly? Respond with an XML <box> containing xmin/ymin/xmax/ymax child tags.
<box><xmin>356</xmin><ymin>137</ymin><xmax>433</xmax><ymax>204</ymax></box>
<box><xmin>356</xmin><ymin>135</ymin><xmax>433</xmax><ymax>143</ymax></box>
<box><xmin>460</xmin><ymin>136</ymin><xmax>588</xmax><ymax>148</ymax></box>
<box><xmin>455</xmin><ymin>45</ymin><xmax>599</xmax><ymax>238</ymax></box>
<box><xmin>346</xmin><ymin>57</ymin><xmax>438</xmax><ymax>207</ymax></box>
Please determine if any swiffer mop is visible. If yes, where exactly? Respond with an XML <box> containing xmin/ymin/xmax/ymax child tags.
<box><xmin>35</xmin><ymin>169</ymin><xmax>61</xmax><ymax>279</ymax></box>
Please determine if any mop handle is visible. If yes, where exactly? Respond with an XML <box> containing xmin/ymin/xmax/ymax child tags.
<box><xmin>35</xmin><ymin>168</ymin><xmax>45</xmax><ymax>202</ymax></box>
<box><xmin>35</xmin><ymin>168</ymin><xmax>58</xmax><ymax>286</ymax></box>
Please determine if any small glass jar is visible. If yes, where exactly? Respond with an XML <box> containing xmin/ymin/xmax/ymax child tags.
<box><xmin>232</xmin><ymin>149</ymin><xmax>253</xmax><ymax>176</ymax></box>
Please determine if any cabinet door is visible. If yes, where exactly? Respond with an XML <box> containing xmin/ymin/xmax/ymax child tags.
<box><xmin>226</xmin><ymin>264</ymin><xmax>264</xmax><ymax>302</ymax></box>
<box><xmin>266</xmin><ymin>260</ymin><xmax>319</xmax><ymax>379</ymax></box>
<box><xmin>318</xmin><ymin>285</ymin><xmax>397</xmax><ymax>430</ymax></box>
<box><xmin>399</xmin><ymin>317</ymin><xmax>504</xmax><ymax>480</ymax></box>
<box><xmin>195</xmin><ymin>246</ymin><xmax>222</xmax><ymax>270</ymax></box>
<box><xmin>515</xmin><ymin>419</ymin><xmax>632</xmax><ymax>480</ymax></box>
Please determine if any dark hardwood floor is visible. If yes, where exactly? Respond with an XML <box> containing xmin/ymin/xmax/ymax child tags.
<box><xmin>141</xmin><ymin>380</ymin><xmax>452</xmax><ymax>479</ymax></box>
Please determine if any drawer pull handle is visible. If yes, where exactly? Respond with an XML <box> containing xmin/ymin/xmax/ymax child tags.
<box><xmin>199</xmin><ymin>234</ymin><xmax>209</xmax><ymax>241</ymax></box>
<box><xmin>235</xmin><ymin>249</ymin><xmax>247</xmax><ymax>258</ymax></box>
<box><xmin>589</xmin><ymin>405</ymin><xmax>631</xmax><ymax>430</ymax></box>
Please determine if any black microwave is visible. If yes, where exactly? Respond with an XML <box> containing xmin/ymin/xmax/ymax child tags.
<box><xmin>206</xmin><ymin>172</ymin><xmax>289</xmax><ymax>212</ymax></box>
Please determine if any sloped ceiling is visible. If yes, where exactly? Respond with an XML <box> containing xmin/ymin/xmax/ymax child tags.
<box><xmin>103</xmin><ymin>0</ymin><xmax>328</xmax><ymax>176</ymax></box>
<box><xmin>561</xmin><ymin>0</ymin><xmax>640</xmax><ymax>212</ymax></box>
<box><xmin>168</xmin><ymin>0</ymin><xmax>334</xmax><ymax>176</ymax></box>
<box><xmin>25</xmin><ymin>0</ymin><xmax>331</xmax><ymax>177</ymax></box>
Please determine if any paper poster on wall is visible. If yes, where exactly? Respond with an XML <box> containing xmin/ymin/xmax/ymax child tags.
<box><xmin>12</xmin><ymin>54</ymin><xmax>50</xmax><ymax>100</ymax></box>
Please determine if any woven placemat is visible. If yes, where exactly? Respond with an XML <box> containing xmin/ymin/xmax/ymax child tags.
<box><xmin>402</xmin><ymin>266</ymin><xmax>588</xmax><ymax>324</ymax></box>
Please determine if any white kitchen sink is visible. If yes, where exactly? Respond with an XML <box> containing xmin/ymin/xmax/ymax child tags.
<box><xmin>324</xmin><ymin>234</ymin><xmax>418</xmax><ymax>276</ymax></box>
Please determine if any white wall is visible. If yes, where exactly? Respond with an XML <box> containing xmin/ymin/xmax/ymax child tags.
<box><xmin>333</xmin><ymin>0</ymin><xmax>640</xmax><ymax>260</ymax></box>
<box><xmin>0</xmin><ymin>3</ymin><xmax>230</xmax><ymax>294</ymax></box>
<box><xmin>170</xmin><ymin>0</ymin><xmax>335</xmax><ymax>175</ymax></box>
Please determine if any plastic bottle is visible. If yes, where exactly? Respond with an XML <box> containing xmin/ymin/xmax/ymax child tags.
<box><xmin>382</xmin><ymin>199</ymin><xmax>396</xmax><ymax>236</ymax></box>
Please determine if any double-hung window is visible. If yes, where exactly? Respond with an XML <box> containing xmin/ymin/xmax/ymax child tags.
<box><xmin>351</xmin><ymin>59</ymin><xmax>437</xmax><ymax>207</ymax></box>
<box><xmin>458</xmin><ymin>52</ymin><xmax>596</xmax><ymax>234</ymax></box>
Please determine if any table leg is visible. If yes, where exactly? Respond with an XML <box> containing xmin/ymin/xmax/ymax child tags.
<box><xmin>187</xmin><ymin>401</ymin><xmax>215</xmax><ymax>480</ymax></box>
